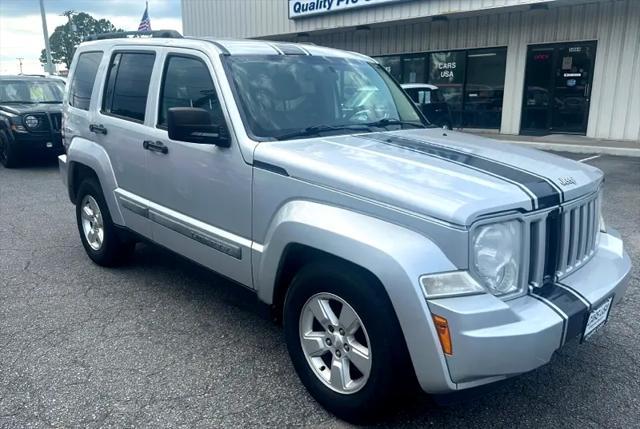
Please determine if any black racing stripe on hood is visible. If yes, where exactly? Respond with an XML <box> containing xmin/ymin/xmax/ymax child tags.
<box><xmin>359</xmin><ymin>133</ymin><xmax>561</xmax><ymax>210</ymax></box>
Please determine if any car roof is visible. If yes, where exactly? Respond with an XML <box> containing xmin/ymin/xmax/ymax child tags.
<box><xmin>77</xmin><ymin>35</ymin><xmax>375</xmax><ymax>62</ymax></box>
<box><xmin>401</xmin><ymin>83</ymin><xmax>439</xmax><ymax>90</ymax></box>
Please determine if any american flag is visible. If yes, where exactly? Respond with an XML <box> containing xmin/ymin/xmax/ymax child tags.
<box><xmin>138</xmin><ymin>2</ymin><xmax>151</xmax><ymax>31</ymax></box>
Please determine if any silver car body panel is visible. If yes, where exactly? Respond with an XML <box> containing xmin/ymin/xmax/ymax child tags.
<box><xmin>60</xmin><ymin>37</ymin><xmax>631</xmax><ymax>395</ymax></box>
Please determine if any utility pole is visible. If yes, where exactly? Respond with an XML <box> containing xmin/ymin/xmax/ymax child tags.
<box><xmin>39</xmin><ymin>0</ymin><xmax>54</xmax><ymax>75</ymax></box>
<box><xmin>16</xmin><ymin>58</ymin><xmax>24</xmax><ymax>74</ymax></box>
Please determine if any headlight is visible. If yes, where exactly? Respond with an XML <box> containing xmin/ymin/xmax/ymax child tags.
<box><xmin>24</xmin><ymin>115</ymin><xmax>39</xmax><ymax>128</ymax></box>
<box><xmin>472</xmin><ymin>220</ymin><xmax>522</xmax><ymax>296</ymax></box>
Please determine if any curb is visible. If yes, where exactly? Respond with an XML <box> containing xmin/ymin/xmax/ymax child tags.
<box><xmin>495</xmin><ymin>140</ymin><xmax>640</xmax><ymax>157</ymax></box>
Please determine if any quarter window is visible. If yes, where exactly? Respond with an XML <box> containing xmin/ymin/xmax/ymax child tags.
<box><xmin>158</xmin><ymin>55</ymin><xmax>224</xmax><ymax>127</ymax></box>
<box><xmin>69</xmin><ymin>51</ymin><xmax>102</xmax><ymax>110</ymax></box>
<box><xmin>102</xmin><ymin>52</ymin><xmax>155</xmax><ymax>122</ymax></box>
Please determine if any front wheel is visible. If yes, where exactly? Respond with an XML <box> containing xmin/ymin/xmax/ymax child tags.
<box><xmin>0</xmin><ymin>130</ymin><xmax>19</xmax><ymax>168</ymax></box>
<box><xmin>284</xmin><ymin>262</ymin><xmax>412</xmax><ymax>423</ymax></box>
<box><xmin>75</xmin><ymin>178</ymin><xmax>135</xmax><ymax>266</ymax></box>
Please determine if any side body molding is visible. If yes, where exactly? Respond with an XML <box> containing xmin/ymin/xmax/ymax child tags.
<box><xmin>254</xmin><ymin>200</ymin><xmax>459</xmax><ymax>393</ymax></box>
<box><xmin>66</xmin><ymin>137</ymin><xmax>124</xmax><ymax>225</ymax></box>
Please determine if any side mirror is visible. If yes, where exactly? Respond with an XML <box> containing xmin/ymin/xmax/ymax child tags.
<box><xmin>167</xmin><ymin>107</ymin><xmax>230</xmax><ymax>147</ymax></box>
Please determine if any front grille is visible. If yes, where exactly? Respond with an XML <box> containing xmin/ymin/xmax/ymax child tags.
<box><xmin>49</xmin><ymin>112</ymin><xmax>62</xmax><ymax>131</ymax></box>
<box><xmin>527</xmin><ymin>191</ymin><xmax>600</xmax><ymax>287</ymax></box>
<box><xmin>557</xmin><ymin>193</ymin><xmax>600</xmax><ymax>276</ymax></box>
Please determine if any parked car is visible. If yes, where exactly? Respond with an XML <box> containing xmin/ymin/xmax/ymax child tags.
<box><xmin>402</xmin><ymin>83</ymin><xmax>453</xmax><ymax>129</ymax></box>
<box><xmin>0</xmin><ymin>75</ymin><xmax>65</xmax><ymax>167</ymax></box>
<box><xmin>59</xmin><ymin>31</ymin><xmax>631</xmax><ymax>423</ymax></box>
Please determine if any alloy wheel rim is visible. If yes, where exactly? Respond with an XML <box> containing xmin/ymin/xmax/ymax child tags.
<box><xmin>80</xmin><ymin>195</ymin><xmax>104</xmax><ymax>251</ymax></box>
<box><xmin>299</xmin><ymin>292</ymin><xmax>372</xmax><ymax>394</ymax></box>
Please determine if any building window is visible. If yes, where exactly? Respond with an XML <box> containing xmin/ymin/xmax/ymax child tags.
<box><xmin>376</xmin><ymin>47</ymin><xmax>507</xmax><ymax>129</ymax></box>
<box><xmin>377</xmin><ymin>56</ymin><xmax>401</xmax><ymax>81</ymax></box>
<box><xmin>464</xmin><ymin>48</ymin><xmax>507</xmax><ymax>129</ymax></box>
<box><xmin>402</xmin><ymin>55</ymin><xmax>427</xmax><ymax>84</ymax></box>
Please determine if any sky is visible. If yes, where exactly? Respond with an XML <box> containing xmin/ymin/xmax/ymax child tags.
<box><xmin>0</xmin><ymin>0</ymin><xmax>182</xmax><ymax>74</ymax></box>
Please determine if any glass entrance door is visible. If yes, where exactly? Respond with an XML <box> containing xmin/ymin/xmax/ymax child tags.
<box><xmin>521</xmin><ymin>41</ymin><xmax>597</xmax><ymax>135</ymax></box>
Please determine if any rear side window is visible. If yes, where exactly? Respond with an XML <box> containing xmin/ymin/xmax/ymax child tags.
<box><xmin>102</xmin><ymin>52</ymin><xmax>155</xmax><ymax>122</ymax></box>
<box><xmin>69</xmin><ymin>51</ymin><xmax>103</xmax><ymax>110</ymax></box>
<box><xmin>158</xmin><ymin>55</ymin><xmax>225</xmax><ymax>127</ymax></box>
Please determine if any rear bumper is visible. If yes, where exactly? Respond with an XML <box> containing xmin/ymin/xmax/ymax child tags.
<box><xmin>425</xmin><ymin>229</ymin><xmax>631</xmax><ymax>390</ymax></box>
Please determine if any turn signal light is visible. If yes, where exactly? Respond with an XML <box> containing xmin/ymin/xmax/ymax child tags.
<box><xmin>432</xmin><ymin>315</ymin><xmax>452</xmax><ymax>355</ymax></box>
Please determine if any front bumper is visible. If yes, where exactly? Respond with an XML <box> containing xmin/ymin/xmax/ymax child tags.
<box><xmin>14</xmin><ymin>131</ymin><xmax>64</xmax><ymax>155</ymax></box>
<box><xmin>58</xmin><ymin>154</ymin><xmax>68</xmax><ymax>187</ymax></box>
<box><xmin>426</xmin><ymin>229</ymin><xmax>631</xmax><ymax>389</ymax></box>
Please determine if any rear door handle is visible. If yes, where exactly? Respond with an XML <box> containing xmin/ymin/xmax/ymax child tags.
<box><xmin>89</xmin><ymin>124</ymin><xmax>107</xmax><ymax>135</ymax></box>
<box><xmin>143</xmin><ymin>140</ymin><xmax>168</xmax><ymax>154</ymax></box>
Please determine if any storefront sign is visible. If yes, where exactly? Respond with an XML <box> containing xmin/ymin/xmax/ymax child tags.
<box><xmin>430</xmin><ymin>51</ymin><xmax>465</xmax><ymax>85</ymax></box>
<box><xmin>289</xmin><ymin>0</ymin><xmax>410</xmax><ymax>19</ymax></box>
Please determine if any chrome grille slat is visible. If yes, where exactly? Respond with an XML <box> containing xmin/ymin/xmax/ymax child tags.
<box><xmin>586</xmin><ymin>200</ymin><xmax>594</xmax><ymax>255</ymax></box>
<box><xmin>529</xmin><ymin>220</ymin><xmax>546</xmax><ymax>287</ymax></box>
<box><xmin>579</xmin><ymin>204</ymin><xmax>588</xmax><ymax>262</ymax></box>
<box><xmin>558</xmin><ymin>210</ymin><xmax>571</xmax><ymax>274</ymax></box>
<box><xmin>570</xmin><ymin>208</ymin><xmax>580</xmax><ymax>269</ymax></box>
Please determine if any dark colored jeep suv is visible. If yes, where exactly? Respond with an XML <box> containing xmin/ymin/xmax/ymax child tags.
<box><xmin>0</xmin><ymin>75</ymin><xmax>65</xmax><ymax>167</ymax></box>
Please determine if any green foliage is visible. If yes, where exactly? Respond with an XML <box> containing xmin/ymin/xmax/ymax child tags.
<box><xmin>40</xmin><ymin>11</ymin><xmax>123</xmax><ymax>70</ymax></box>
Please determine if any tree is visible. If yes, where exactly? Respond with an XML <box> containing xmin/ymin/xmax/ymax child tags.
<box><xmin>40</xmin><ymin>11</ymin><xmax>123</xmax><ymax>70</ymax></box>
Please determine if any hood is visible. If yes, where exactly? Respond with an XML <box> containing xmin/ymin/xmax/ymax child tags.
<box><xmin>0</xmin><ymin>103</ymin><xmax>62</xmax><ymax>115</ymax></box>
<box><xmin>253</xmin><ymin>129</ymin><xmax>603</xmax><ymax>226</ymax></box>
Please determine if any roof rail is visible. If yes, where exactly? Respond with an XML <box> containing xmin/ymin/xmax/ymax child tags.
<box><xmin>84</xmin><ymin>29</ymin><xmax>183</xmax><ymax>41</ymax></box>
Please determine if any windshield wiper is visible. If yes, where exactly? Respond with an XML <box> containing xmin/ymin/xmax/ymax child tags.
<box><xmin>363</xmin><ymin>118</ymin><xmax>428</xmax><ymax>129</ymax></box>
<box><xmin>275</xmin><ymin>124</ymin><xmax>375</xmax><ymax>141</ymax></box>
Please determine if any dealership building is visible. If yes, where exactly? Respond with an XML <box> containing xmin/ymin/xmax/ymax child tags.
<box><xmin>181</xmin><ymin>0</ymin><xmax>639</xmax><ymax>143</ymax></box>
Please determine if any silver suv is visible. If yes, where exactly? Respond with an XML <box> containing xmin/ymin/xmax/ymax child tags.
<box><xmin>59</xmin><ymin>31</ymin><xmax>631</xmax><ymax>422</ymax></box>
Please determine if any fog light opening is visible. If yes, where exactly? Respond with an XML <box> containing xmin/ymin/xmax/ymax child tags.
<box><xmin>432</xmin><ymin>315</ymin><xmax>453</xmax><ymax>355</ymax></box>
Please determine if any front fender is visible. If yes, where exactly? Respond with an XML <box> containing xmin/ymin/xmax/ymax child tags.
<box><xmin>67</xmin><ymin>137</ymin><xmax>124</xmax><ymax>225</ymax></box>
<box><xmin>255</xmin><ymin>200</ymin><xmax>459</xmax><ymax>393</ymax></box>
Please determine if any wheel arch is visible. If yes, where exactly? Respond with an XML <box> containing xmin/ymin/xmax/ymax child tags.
<box><xmin>271</xmin><ymin>243</ymin><xmax>384</xmax><ymax>323</ymax></box>
<box><xmin>66</xmin><ymin>137</ymin><xmax>123</xmax><ymax>224</ymax></box>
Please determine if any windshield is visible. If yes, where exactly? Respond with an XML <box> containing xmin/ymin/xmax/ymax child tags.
<box><xmin>224</xmin><ymin>55</ymin><xmax>427</xmax><ymax>140</ymax></box>
<box><xmin>0</xmin><ymin>80</ymin><xmax>65</xmax><ymax>104</ymax></box>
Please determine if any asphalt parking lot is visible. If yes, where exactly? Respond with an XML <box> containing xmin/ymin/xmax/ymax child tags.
<box><xmin>0</xmin><ymin>152</ymin><xmax>638</xmax><ymax>428</ymax></box>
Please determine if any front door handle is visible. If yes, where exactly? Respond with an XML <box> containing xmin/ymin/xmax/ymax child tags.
<box><xmin>143</xmin><ymin>140</ymin><xmax>168</xmax><ymax>154</ymax></box>
<box><xmin>89</xmin><ymin>124</ymin><xmax>107</xmax><ymax>135</ymax></box>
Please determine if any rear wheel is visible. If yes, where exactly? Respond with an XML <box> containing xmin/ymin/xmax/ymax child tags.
<box><xmin>75</xmin><ymin>178</ymin><xmax>135</xmax><ymax>266</ymax></box>
<box><xmin>284</xmin><ymin>261</ymin><xmax>412</xmax><ymax>423</ymax></box>
<box><xmin>0</xmin><ymin>130</ymin><xmax>19</xmax><ymax>168</ymax></box>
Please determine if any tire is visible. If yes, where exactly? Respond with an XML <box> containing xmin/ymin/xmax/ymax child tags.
<box><xmin>283</xmin><ymin>261</ymin><xmax>412</xmax><ymax>423</ymax></box>
<box><xmin>0</xmin><ymin>130</ymin><xmax>20</xmax><ymax>168</ymax></box>
<box><xmin>75</xmin><ymin>178</ymin><xmax>135</xmax><ymax>266</ymax></box>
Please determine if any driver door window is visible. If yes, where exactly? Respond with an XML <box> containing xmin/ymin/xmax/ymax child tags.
<box><xmin>158</xmin><ymin>55</ymin><xmax>224</xmax><ymax>128</ymax></box>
